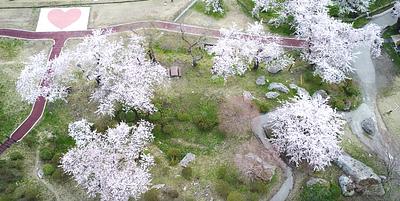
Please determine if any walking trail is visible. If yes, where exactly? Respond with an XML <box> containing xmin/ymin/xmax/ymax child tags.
<box><xmin>0</xmin><ymin>20</ymin><xmax>306</xmax><ymax>155</ymax></box>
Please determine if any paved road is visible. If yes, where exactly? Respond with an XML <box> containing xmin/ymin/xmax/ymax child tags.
<box><xmin>0</xmin><ymin>20</ymin><xmax>306</xmax><ymax>155</ymax></box>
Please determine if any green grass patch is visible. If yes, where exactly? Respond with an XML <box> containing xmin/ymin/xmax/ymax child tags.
<box><xmin>383</xmin><ymin>43</ymin><xmax>400</xmax><ymax>69</ymax></box>
<box><xmin>192</xmin><ymin>1</ymin><xmax>227</xmax><ymax>19</ymax></box>
<box><xmin>0</xmin><ymin>38</ymin><xmax>24</xmax><ymax>60</ymax></box>
<box><xmin>352</xmin><ymin>17</ymin><xmax>369</xmax><ymax>28</ymax></box>
<box><xmin>299</xmin><ymin>183</ymin><xmax>341</xmax><ymax>201</ymax></box>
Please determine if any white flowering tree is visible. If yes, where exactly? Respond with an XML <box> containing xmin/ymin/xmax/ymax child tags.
<box><xmin>203</xmin><ymin>0</ymin><xmax>224</xmax><ymax>14</ymax></box>
<box><xmin>72</xmin><ymin>30</ymin><xmax>167</xmax><ymax>116</ymax></box>
<box><xmin>269</xmin><ymin>95</ymin><xmax>345</xmax><ymax>171</ymax></box>
<box><xmin>209</xmin><ymin>22</ymin><xmax>293</xmax><ymax>80</ymax></box>
<box><xmin>16</xmin><ymin>51</ymin><xmax>74</xmax><ymax>103</ymax></box>
<box><xmin>334</xmin><ymin>0</ymin><xmax>374</xmax><ymax>14</ymax></box>
<box><xmin>251</xmin><ymin>0</ymin><xmax>383</xmax><ymax>83</ymax></box>
<box><xmin>60</xmin><ymin>119</ymin><xmax>154</xmax><ymax>201</ymax></box>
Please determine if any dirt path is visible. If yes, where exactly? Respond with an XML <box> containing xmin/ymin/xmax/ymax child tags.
<box><xmin>33</xmin><ymin>149</ymin><xmax>60</xmax><ymax>201</ymax></box>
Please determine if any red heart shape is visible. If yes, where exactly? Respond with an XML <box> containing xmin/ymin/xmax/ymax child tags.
<box><xmin>47</xmin><ymin>9</ymin><xmax>81</xmax><ymax>30</ymax></box>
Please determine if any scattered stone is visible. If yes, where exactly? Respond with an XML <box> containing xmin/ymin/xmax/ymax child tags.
<box><xmin>267</xmin><ymin>66</ymin><xmax>282</xmax><ymax>74</ymax></box>
<box><xmin>306</xmin><ymin>177</ymin><xmax>328</xmax><ymax>187</ymax></box>
<box><xmin>339</xmin><ymin>175</ymin><xmax>355</xmax><ymax>197</ymax></box>
<box><xmin>289</xmin><ymin>83</ymin><xmax>298</xmax><ymax>89</ymax></box>
<box><xmin>265</xmin><ymin>92</ymin><xmax>280</xmax><ymax>99</ymax></box>
<box><xmin>256</xmin><ymin>76</ymin><xmax>266</xmax><ymax>86</ymax></box>
<box><xmin>243</xmin><ymin>91</ymin><xmax>254</xmax><ymax>101</ymax></box>
<box><xmin>312</xmin><ymin>90</ymin><xmax>328</xmax><ymax>99</ymax></box>
<box><xmin>268</xmin><ymin>82</ymin><xmax>289</xmax><ymax>93</ymax></box>
<box><xmin>361</xmin><ymin>117</ymin><xmax>376</xmax><ymax>135</ymax></box>
<box><xmin>179</xmin><ymin>153</ymin><xmax>196</xmax><ymax>167</ymax></box>
<box><xmin>336</xmin><ymin>153</ymin><xmax>385</xmax><ymax>196</ymax></box>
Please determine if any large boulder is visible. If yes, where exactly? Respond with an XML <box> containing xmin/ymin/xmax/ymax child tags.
<box><xmin>268</xmin><ymin>82</ymin><xmax>289</xmax><ymax>94</ymax></box>
<box><xmin>265</xmin><ymin>92</ymin><xmax>280</xmax><ymax>99</ymax></box>
<box><xmin>361</xmin><ymin>117</ymin><xmax>376</xmax><ymax>136</ymax></box>
<box><xmin>336</xmin><ymin>154</ymin><xmax>385</xmax><ymax>196</ymax></box>
<box><xmin>339</xmin><ymin>175</ymin><xmax>356</xmax><ymax>197</ymax></box>
<box><xmin>234</xmin><ymin>153</ymin><xmax>276</xmax><ymax>182</ymax></box>
<box><xmin>312</xmin><ymin>90</ymin><xmax>328</xmax><ymax>99</ymax></box>
<box><xmin>179</xmin><ymin>153</ymin><xmax>196</xmax><ymax>167</ymax></box>
<box><xmin>256</xmin><ymin>76</ymin><xmax>266</xmax><ymax>86</ymax></box>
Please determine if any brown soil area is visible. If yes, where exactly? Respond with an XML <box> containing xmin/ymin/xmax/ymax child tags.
<box><xmin>218</xmin><ymin>95</ymin><xmax>260</xmax><ymax>137</ymax></box>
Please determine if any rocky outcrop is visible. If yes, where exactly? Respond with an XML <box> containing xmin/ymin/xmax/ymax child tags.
<box><xmin>336</xmin><ymin>154</ymin><xmax>385</xmax><ymax>196</ymax></box>
<box><xmin>268</xmin><ymin>82</ymin><xmax>289</xmax><ymax>94</ymax></box>
<box><xmin>361</xmin><ymin>117</ymin><xmax>376</xmax><ymax>135</ymax></box>
<box><xmin>266</xmin><ymin>92</ymin><xmax>280</xmax><ymax>99</ymax></box>
<box><xmin>235</xmin><ymin>153</ymin><xmax>276</xmax><ymax>181</ymax></box>
<box><xmin>339</xmin><ymin>175</ymin><xmax>355</xmax><ymax>197</ymax></box>
<box><xmin>256</xmin><ymin>76</ymin><xmax>266</xmax><ymax>86</ymax></box>
<box><xmin>179</xmin><ymin>153</ymin><xmax>195</xmax><ymax>167</ymax></box>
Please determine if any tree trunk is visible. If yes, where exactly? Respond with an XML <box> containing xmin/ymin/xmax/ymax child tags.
<box><xmin>397</xmin><ymin>17</ymin><xmax>400</xmax><ymax>32</ymax></box>
<box><xmin>253</xmin><ymin>58</ymin><xmax>259</xmax><ymax>70</ymax></box>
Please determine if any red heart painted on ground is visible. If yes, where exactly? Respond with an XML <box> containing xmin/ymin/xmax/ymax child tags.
<box><xmin>47</xmin><ymin>9</ymin><xmax>81</xmax><ymax>30</ymax></box>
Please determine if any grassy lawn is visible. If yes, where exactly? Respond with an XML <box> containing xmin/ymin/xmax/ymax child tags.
<box><xmin>382</xmin><ymin>25</ymin><xmax>400</xmax><ymax>69</ymax></box>
<box><xmin>192</xmin><ymin>1</ymin><xmax>227</xmax><ymax>19</ymax></box>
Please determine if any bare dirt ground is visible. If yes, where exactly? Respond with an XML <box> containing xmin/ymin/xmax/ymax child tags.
<box><xmin>89</xmin><ymin>0</ymin><xmax>191</xmax><ymax>28</ymax></box>
<box><xmin>218</xmin><ymin>96</ymin><xmax>259</xmax><ymax>137</ymax></box>
<box><xmin>178</xmin><ymin>0</ymin><xmax>254</xmax><ymax>29</ymax></box>
<box><xmin>0</xmin><ymin>8</ymin><xmax>39</xmax><ymax>30</ymax></box>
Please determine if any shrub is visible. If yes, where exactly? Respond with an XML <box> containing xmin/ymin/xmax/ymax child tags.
<box><xmin>182</xmin><ymin>167</ymin><xmax>193</xmax><ymax>180</ymax></box>
<box><xmin>249</xmin><ymin>180</ymin><xmax>268</xmax><ymax>194</ymax></box>
<box><xmin>50</xmin><ymin>169</ymin><xmax>65</xmax><ymax>182</ymax></box>
<box><xmin>215</xmin><ymin>180</ymin><xmax>230</xmax><ymax>199</ymax></box>
<box><xmin>165</xmin><ymin>188</ymin><xmax>179</xmax><ymax>198</ymax></box>
<box><xmin>300</xmin><ymin>183</ymin><xmax>341</xmax><ymax>201</ymax></box>
<box><xmin>162</xmin><ymin>124</ymin><xmax>175</xmax><ymax>135</ymax></box>
<box><xmin>166</xmin><ymin>148</ymin><xmax>182</xmax><ymax>165</ymax></box>
<box><xmin>148</xmin><ymin>112</ymin><xmax>162</xmax><ymax>122</ymax></box>
<box><xmin>193</xmin><ymin>102</ymin><xmax>218</xmax><ymax>131</ymax></box>
<box><xmin>328</xmin><ymin>4</ymin><xmax>340</xmax><ymax>17</ymax></box>
<box><xmin>216</xmin><ymin>164</ymin><xmax>240</xmax><ymax>186</ymax></box>
<box><xmin>143</xmin><ymin>189</ymin><xmax>160</xmax><ymax>201</ymax></box>
<box><xmin>39</xmin><ymin>147</ymin><xmax>54</xmax><ymax>161</ymax></box>
<box><xmin>9</xmin><ymin>152</ymin><xmax>24</xmax><ymax>161</ymax></box>
<box><xmin>42</xmin><ymin>164</ymin><xmax>55</xmax><ymax>176</ymax></box>
<box><xmin>176</xmin><ymin>112</ymin><xmax>191</xmax><ymax>122</ymax></box>
<box><xmin>227</xmin><ymin>191</ymin><xmax>245</xmax><ymax>201</ymax></box>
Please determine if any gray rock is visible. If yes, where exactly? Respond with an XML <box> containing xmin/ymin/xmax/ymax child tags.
<box><xmin>379</xmin><ymin>175</ymin><xmax>387</xmax><ymax>182</ymax></box>
<box><xmin>265</xmin><ymin>92</ymin><xmax>280</xmax><ymax>99</ymax></box>
<box><xmin>306</xmin><ymin>177</ymin><xmax>328</xmax><ymax>187</ymax></box>
<box><xmin>336</xmin><ymin>153</ymin><xmax>385</xmax><ymax>196</ymax></box>
<box><xmin>235</xmin><ymin>153</ymin><xmax>276</xmax><ymax>181</ymax></box>
<box><xmin>256</xmin><ymin>76</ymin><xmax>266</xmax><ymax>86</ymax></box>
<box><xmin>312</xmin><ymin>90</ymin><xmax>328</xmax><ymax>99</ymax></box>
<box><xmin>336</xmin><ymin>154</ymin><xmax>381</xmax><ymax>185</ymax></box>
<box><xmin>267</xmin><ymin>66</ymin><xmax>282</xmax><ymax>74</ymax></box>
<box><xmin>361</xmin><ymin>117</ymin><xmax>376</xmax><ymax>135</ymax></box>
<box><xmin>179</xmin><ymin>153</ymin><xmax>196</xmax><ymax>167</ymax></box>
<box><xmin>268</xmin><ymin>82</ymin><xmax>289</xmax><ymax>94</ymax></box>
<box><xmin>339</xmin><ymin>175</ymin><xmax>356</xmax><ymax>197</ymax></box>
<box><xmin>243</xmin><ymin>91</ymin><xmax>254</xmax><ymax>101</ymax></box>
<box><xmin>297</xmin><ymin>87</ymin><xmax>310</xmax><ymax>98</ymax></box>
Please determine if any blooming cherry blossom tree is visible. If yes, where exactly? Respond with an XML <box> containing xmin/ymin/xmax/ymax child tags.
<box><xmin>209</xmin><ymin>22</ymin><xmax>293</xmax><ymax>80</ymax></box>
<box><xmin>203</xmin><ymin>0</ymin><xmax>224</xmax><ymax>14</ymax></box>
<box><xmin>269</xmin><ymin>95</ymin><xmax>345</xmax><ymax>171</ymax></box>
<box><xmin>251</xmin><ymin>0</ymin><xmax>383</xmax><ymax>83</ymax></box>
<box><xmin>72</xmin><ymin>30</ymin><xmax>168</xmax><ymax>116</ymax></box>
<box><xmin>334</xmin><ymin>0</ymin><xmax>374</xmax><ymax>14</ymax></box>
<box><xmin>60</xmin><ymin>119</ymin><xmax>154</xmax><ymax>201</ymax></box>
<box><xmin>16</xmin><ymin>51</ymin><xmax>73</xmax><ymax>103</ymax></box>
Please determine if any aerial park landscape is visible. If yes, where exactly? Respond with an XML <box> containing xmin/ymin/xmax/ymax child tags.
<box><xmin>0</xmin><ymin>0</ymin><xmax>400</xmax><ymax>201</ymax></box>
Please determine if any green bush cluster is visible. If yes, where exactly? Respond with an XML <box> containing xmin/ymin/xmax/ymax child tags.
<box><xmin>182</xmin><ymin>166</ymin><xmax>193</xmax><ymax>180</ymax></box>
<box><xmin>43</xmin><ymin>164</ymin><xmax>56</xmax><ymax>176</ymax></box>
<box><xmin>299</xmin><ymin>183</ymin><xmax>341</xmax><ymax>201</ymax></box>
<box><xmin>143</xmin><ymin>189</ymin><xmax>160</xmax><ymax>201</ymax></box>
<box><xmin>0</xmin><ymin>38</ymin><xmax>24</xmax><ymax>59</ymax></box>
<box><xmin>214</xmin><ymin>164</ymin><xmax>272</xmax><ymax>200</ymax></box>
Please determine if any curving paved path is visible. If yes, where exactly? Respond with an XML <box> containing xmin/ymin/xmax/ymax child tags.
<box><xmin>0</xmin><ymin>20</ymin><xmax>306</xmax><ymax>155</ymax></box>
